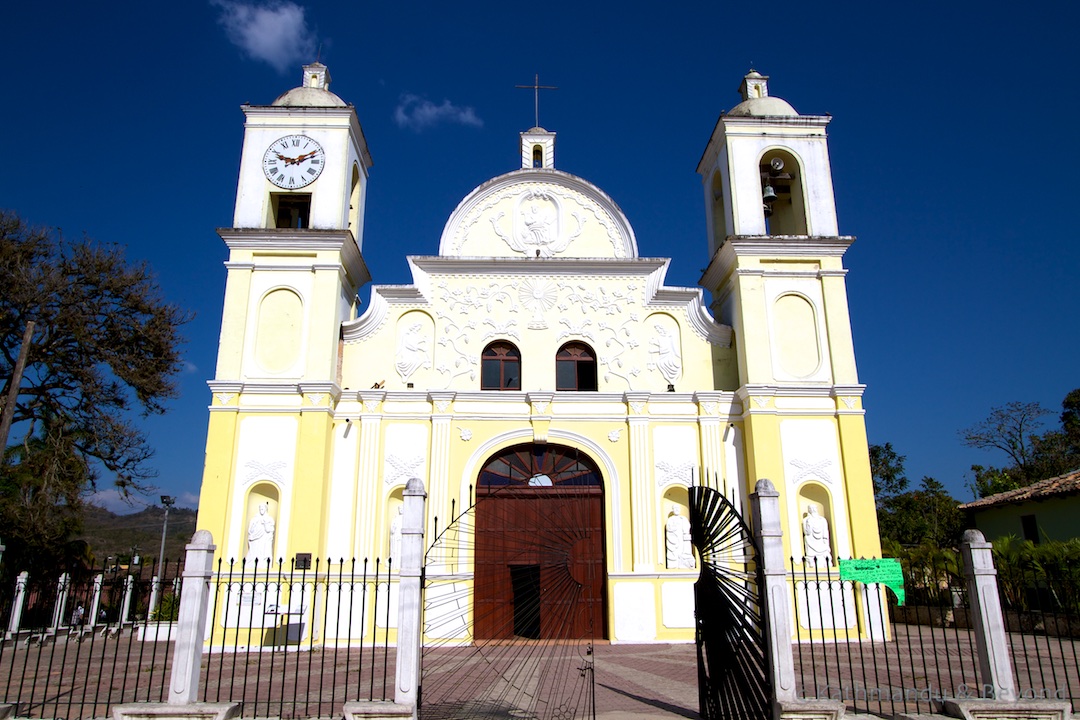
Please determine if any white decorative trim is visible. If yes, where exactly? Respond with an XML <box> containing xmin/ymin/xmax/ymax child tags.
<box><xmin>439</xmin><ymin>170</ymin><xmax>638</xmax><ymax>259</ymax></box>
<box><xmin>214</xmin><ymin>393</ymin><xmax>236</xmax><ymax>406</ymax></box>
<box><xmin>789</xmin><ymin>458</ymin><xmax>833</xmax><ymax>485</ymax></box>
<box><xmin>244</xmin><ymin>459</ymin><xmax>287</xmax><ymax>485</ymax></box>
<box><xmin>840</xmin><ymin>396</ymin><xmax>856</xmax><ymax>409</ymax></box>
<box><xmin>384</xmin><ymin>453</ymin><xmax>424</xmax><ymax>487</ymax></box>
<box><xmin>459</xmin><ymin>427</ymin><xmax>625</xmax><ymax>571</ymax></box>
<box><xmin>655</xmin><ymin>460</ymin><xmax>694</xmax><ymax>488</ymax></box>
<box><xmin>608</xmin><ymin>429</ymin><xmax>621</xmax><ymax>442</ymax></box>
<box><xmin>458</xmin><ymin>427</ymin><xmax>472</xmax><ymax>441</ymax></box>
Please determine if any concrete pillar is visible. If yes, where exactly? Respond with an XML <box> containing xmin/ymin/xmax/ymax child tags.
<box><xmin>52</xmin><ymin>572</ymin><xmax>71</xmax><ymax>631</ymax></box>
<box><xmin>961</xmin><ymin>529</ymin><xmax>1017</xmax><ymax>701</ymax></box>
<box><xmin>120</xmin><ymin>575</ymin><xmax>135</xmax><ymax>624</ymax></box>
<box><xmin>148</xmin><ymin>576</ymin><xmax>161</xmax><ymax>619</ymax></box>
<box><xmin>89</xmin><ymin>574</ymin><xmax>104</xmax><ymax>628</ymax></box>
<box><xmin>168</xmin><ymin>530</ymin><xmax>217</xmax><ymax>705</ymax></box>
<box><xmin>6</xmin><ymin>572</ymin><xmax>28</xmax><ymax>639</ymax></box>
<box><xmin>750</xmin><ymin>479</ymin><xmax>796</xmax><ymax>705</ymax></box>
<box><xmin>394</xmin><ymin>477</ymin><xmax>426</xmax><ymax>715</ymax></box>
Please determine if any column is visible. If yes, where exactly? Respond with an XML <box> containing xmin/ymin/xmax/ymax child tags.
<box><xmin>168</xmin><ymin>531</ymin><xmax>217</xmax><ymax>705</ymax></box>
<box><xmin>750</xmin><ymin>479</ymin><xmax>796</xmax><ymax>705</ymax></box>
<box><xmin>961</xmin><ymin>529</ymin><xmax>1017</xmax><ymax>701</ymax></box>
<box><xmin>6</xmin><ymin>572</ymin><xmax>28</xmax><ymax>639</ymax></box>
<box><xmin>625</xmin><ymin>392</ymin><xmax>653</xmax><ymax>571</ymax></box>
<box><xmin>395</xmin><ymin>478</ymin><xmax>426</xmax><ymax>715</ymax></box>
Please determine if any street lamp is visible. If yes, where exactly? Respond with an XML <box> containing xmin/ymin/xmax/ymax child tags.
<box><xmin>157</xmin><ymin>495</ymin><xmax>175</xmax><ymax>582</ymax></box>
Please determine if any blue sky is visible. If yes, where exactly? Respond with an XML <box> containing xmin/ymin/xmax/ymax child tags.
<box><xmin>3</xmin><ymin>0</ymin><xmax>1077</xmax><ymax>512</ymax></box>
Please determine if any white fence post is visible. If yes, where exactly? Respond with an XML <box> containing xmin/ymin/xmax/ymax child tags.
<box><xmin>395</xmin><ymin>477</ymin><xmax>427</xmax><ymax>715</ymax></box>
<box><xmin>750</xmin><ymin>479</ymin><xmax>797</xmax><ymax>706</ymax></box>
<box><xmin>5</xmin><ymin>572</ymin><xmax>28</xmax><ymax>639</ymax></box>
<box><xmin>88</xmin><ymin>574</ymin><xmax>104</xmax><ymax>628</ymax></box>
<box><xmin>52</xmin><ymin>573</ymin><xmax>70</xmax><ymax>632</ymax></box>
<box><xmin>960</xmin><ymin>529</ymin><xmax>1017</xmax><ymax>701</ymax></box>
<box><xmin>168</xmin><ymin>530</ymin><xmax>216</xmax><ymax>705</ymax></box>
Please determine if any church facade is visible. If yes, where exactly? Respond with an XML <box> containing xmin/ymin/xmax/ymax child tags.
<box><xmin>196</xmin><ymin>65</ymin><xmax>881</xmax><ymax>643</ymax></box>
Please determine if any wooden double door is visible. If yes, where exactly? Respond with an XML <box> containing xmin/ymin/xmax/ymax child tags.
<box><xmin>472</xmin><ymin>444</ymin><xmax>605</xmax><ymax>640</ymax></box>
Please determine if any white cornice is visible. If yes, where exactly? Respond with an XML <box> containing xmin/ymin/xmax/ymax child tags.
<box><xmin>699</xmin><ymin>235</ymin><xmax>855</xmax><ymax>289</ymax></box>
<box><xmin>218</xmin><ymin>228</ymin><xmax>371</xmax><ymax>290</ymax></box>
<box><xmin>408</xmin><ymin>255</ymin><xmax>666</xmax><ymax>276</ymax></box>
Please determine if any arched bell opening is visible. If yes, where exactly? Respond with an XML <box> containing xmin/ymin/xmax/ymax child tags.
<box><xmin>760</xmin><ymin>148</ymin><xmax>808</xmax><ymax>235</ymax></box>
<box><xmin>473</xmin><ymin>442</ymin><xmax>607</xmax><ymax>640</ymax></box>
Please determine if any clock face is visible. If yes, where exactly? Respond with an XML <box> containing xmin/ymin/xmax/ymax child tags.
<box><xmin>262</xmin><ymin>135</ymin><xmax>325</xmax><ymax>189</ymax></box>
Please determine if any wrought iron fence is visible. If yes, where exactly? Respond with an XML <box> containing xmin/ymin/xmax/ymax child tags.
<box><xmin>790</xmin><ymin>553</ymin><xmax>980</xmax><ymax>716</ymax></box>
<box><xmin>0</xmin><ymin>558</ymin><xmax>183</xmax><ymax>719</ymax></box>
<box><xmin>200</xmin><ymin>556</ymin><xmax>396</xmax><ymax>719</ymax></box>
<box><xmin>996</xmin><ymin>554</ymin><xmax>1080</xmax><ymax>706</ymax></box>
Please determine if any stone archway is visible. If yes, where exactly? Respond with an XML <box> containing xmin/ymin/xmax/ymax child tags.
<box><xmin>473</xmin><ymin>443</ymin><xmax>606</xmax><ymax>640</ymax></box>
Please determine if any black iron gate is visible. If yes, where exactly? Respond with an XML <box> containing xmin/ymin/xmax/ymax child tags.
<box><xmin>689</xmin><ymin>482</ymin><xmax>771</xmax><ymax>720</ymax></box>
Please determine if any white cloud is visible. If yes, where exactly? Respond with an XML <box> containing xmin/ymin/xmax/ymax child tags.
<box><xmin>176</xmin><ymin>492</ymin><xmax>200</xmax><ymax>510</ymax></box>
<box><xmin>183</xmin><ymin>361</ymin><xmax>198</xmax><ymax>374</ymax></box>
<box><xmin>213</xmin><ymin>1</ymin><xmax>316</xmax><ymax>74</ymax></box>
<box><xmin>394</xmin><ymin>94</ymin><xmax>483</xmax><ymax>132</ymax></box>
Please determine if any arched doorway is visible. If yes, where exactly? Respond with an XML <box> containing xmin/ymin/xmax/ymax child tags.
<box><xmin>473</xmin><ymin>443</ymin><xmax>606</xmax><ymax>640</ymax></box>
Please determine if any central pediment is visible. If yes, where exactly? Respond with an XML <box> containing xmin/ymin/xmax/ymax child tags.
<box><xmin>438</xmin><ymin>169</ymin><xmax>638</xmax><ymax>259</ymax></box>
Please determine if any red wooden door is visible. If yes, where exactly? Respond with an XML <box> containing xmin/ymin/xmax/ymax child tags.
<box><xmin>473</xmin><ymin>445</ymin><xmax>605</xmax><ymax>641</ymax></box>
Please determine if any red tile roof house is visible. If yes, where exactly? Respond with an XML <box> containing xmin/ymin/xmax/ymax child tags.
<box><xmin>960</xmin><ymin>469</ymin><xmax>1080</xmax><ymax>543</ymax></box>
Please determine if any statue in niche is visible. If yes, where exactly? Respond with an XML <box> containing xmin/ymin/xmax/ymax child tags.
<box><xmin>246</xmin><ymin>503</ymin><xmax>276</xmax><ymax>565</ymax></box>
<box><xmin>665</xmin><ymin>505</ymin><xmax>695</xmax><ymax>569</ymax></box>
<box><xmin>389</xmin><ymin>506</ymin><xmax>403</xmax><ymax>565</ymax></box>
<box><xmin>395</xmin><ymin>323</ymin><xmax>430</xmax><ymax>381</ymax></box>
<box><xmin>802</xmin><ymin>505</ymin><xmax>831</xmax><ymax>568</ymax></box>
<box><xmin>649</xmin><ymin>325</ymin><xmax>682</xmax><ymax>383</ymax></box>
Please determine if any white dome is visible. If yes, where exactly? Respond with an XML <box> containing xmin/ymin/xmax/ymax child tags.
<box><xmin>272</xmin><ymin>86</ymin><xmax>347</xmax><ymax>108</ymax></box>
<box><xmin>727</xmin><ymin>95</ymin><xmax>798</xmax><ymax>117</ymax></box>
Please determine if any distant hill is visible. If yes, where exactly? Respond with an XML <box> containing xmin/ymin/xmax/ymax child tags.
<box><xmin>77</xmin><ymin>504</ymin><xmax>199</xmax><ymax>566</ymax></box>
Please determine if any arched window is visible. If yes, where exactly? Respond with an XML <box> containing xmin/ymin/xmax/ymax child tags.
<box><xmin>556</xmin><ymin>342</ymin><xmax>597</xmax><ymax>391</ymax></box>
<box><xmin>481</xmin><ymin>341</ymin><xmax>521</xmax><ymax>390</ymax></box>
<box><xmin>532</xmin><ymin>145</ymin><xmax>543</xmax><ymax>168</ymax></box>
<box><xmin>760</xmin><ymin>149</ymin><xmax>807</xmax><ymax>235</ymax></box>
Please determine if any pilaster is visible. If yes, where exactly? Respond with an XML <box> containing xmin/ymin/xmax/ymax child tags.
<box><xmin>625</xmin><ymin>391</ymin><xmax>654</xmax><ymax>570</ymax></box>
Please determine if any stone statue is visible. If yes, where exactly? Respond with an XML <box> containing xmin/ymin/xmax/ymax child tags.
<box><xmin>389</xmin><ymin>506</ymin><xmax>403</xmax><ymax>564</ymax></box>
<box><xmin>650</xmin><ymin>325</ymin><xmax>682</xmax><ymax>383</ymax></box>
<box><xmin>395</xmin><ymin>323</ymin><xmax>429</xmax><ymax>381</ymax></box>
<box><xmin>802</xmin><ymin>505</ymin><xmax>831</xmax><ymax>567</ymax></box>
<box><xmin>246</xmin><ymin>503</ymin><xmax>276</xmax><ymax>565</ymax></box>
<box><xmin>665</xmin><ymin>506</ymin><xmax>694</xmax><ymax>569</ymax></box>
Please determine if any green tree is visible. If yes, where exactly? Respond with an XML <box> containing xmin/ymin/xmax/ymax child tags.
<box><xmin>962</xmin><ymin>391</ymin><xmax>1080</xmax><ymax>498</ymax></box>
<box><xmin>960</xmin><ymin>401</ymin><xmax>1051</xmax><ymax>484</ymax></box>
<box><xmin>0</xmin><ymin>211</ymin><xmax>189</xmax><ymax>571</ymax></box>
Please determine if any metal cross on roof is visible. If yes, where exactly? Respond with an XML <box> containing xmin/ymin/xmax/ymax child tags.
<box><xmin>515</xmin><ymin>73</ymin><xmax>558</xmax><ymax>128</ymax></box>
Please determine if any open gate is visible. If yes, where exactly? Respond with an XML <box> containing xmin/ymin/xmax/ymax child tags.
<box><xmin>419</xmin><ymin>470</ymin><xmax>598</xmax><ymax>720</ymax></box>
<box><xmin>689</xmin><ymin>482</ymin><xmax>771</xmax><ymax>720</ymax></box>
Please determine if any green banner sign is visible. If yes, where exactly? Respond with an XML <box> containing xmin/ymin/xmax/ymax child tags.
<box><xmin>839</xmin><ymin>558</ymin><xmax>905</xmax><ymax>605</ymax></box>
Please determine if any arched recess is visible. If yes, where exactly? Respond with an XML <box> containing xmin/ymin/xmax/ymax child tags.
<box><xmin>254</xmin><ymin>288</ymin><xmax>303</xmax><ymax>374</ymax></box>
<box><xmin>394</xmin><ymin>311</ymin><xmax>435</xmax><ymax>387</ymax></box>
<box><xmin>348</xmin><ymin>163</ymin><xmax>363</xmax><ymax>241</ymax></box>
<box><xmin>772</xmin><ymin>292</ymin><xmax>821</xmax><ymax>379</ymax></box>
<box><xmin>385</xmin><ymin>487</ymin><xmax>404</xmax><ymax>565</ymax></box>
<box><xmin>797</xmin><ymin>482</ymin><xmax>834</xmax><ymax>565</ymax></box>
<box><xmin>244</xmin><ymin>483</ymin><xmax>280</xmax><ymax>565</ymax></box>
<box><xmin>473</xmin><ymin>442</ymin><xmax>607</xmax><ymax>640</ymax></box>
<box><xmin>760</xmin><ymin>148</ymin><xmax>808</xmax><ymax>235</ymax></box>
<box><xmin>661</xmin><ymin>485</ymin><xmax>695</xmax><ymax>570</ymax></box>
<box><xmin>709</xmin><ymin>169</ymin><xmax>729</xmax><ymax>252</ymax></box>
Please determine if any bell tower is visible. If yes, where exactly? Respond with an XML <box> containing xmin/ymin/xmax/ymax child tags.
<box><xmin>198</xmin><ymin>63</ymin><xmax>372</xmax><ymax>565</ymax></box>
<box><xmin>698</xmin><ymin>71</ymin><xmax>881</xmax><ymax>563</ymax></box>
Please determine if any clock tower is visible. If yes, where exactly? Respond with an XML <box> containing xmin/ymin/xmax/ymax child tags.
<box><xmin>198</xmin><ymin>63</ymin><xmax>372</xmax><ymax>564</ymax></box>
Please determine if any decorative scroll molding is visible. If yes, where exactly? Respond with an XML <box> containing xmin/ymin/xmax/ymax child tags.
<box><xmin>244</xmin><ymin>459</ymin><xmax>287</xmax><ymax>485</ymax></box>
<box><xmin>385</xmin><ymin>453</ymin><xmax>424</xmax><ymax>487</ymax></box>
<box><xmin>656</xmin><ymin>460</ymin><xmax>695</xmax><ymax>488</ymax></box>
<box><xmin>789</xmin><ymin>458</ymin><xmax>834</xmax><ymax>485</ymax></box>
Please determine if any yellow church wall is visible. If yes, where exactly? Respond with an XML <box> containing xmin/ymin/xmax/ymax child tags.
<box><xmin>214</xmin><ymin>268</ymin><xmax>253</xmax><ymax>379</ymax></box>
<box><xmin>196</xmin><ymin>408</ymin><xmax>241</xmax><ymax>554</ymax></box>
